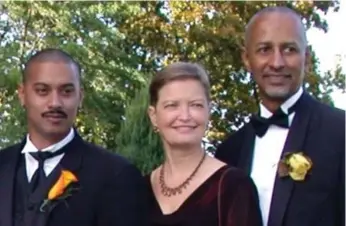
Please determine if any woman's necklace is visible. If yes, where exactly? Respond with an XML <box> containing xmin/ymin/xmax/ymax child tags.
<box><xmin>159</xmin><ymin>152</ymin><xmax>207</xmax><ymax>197</ymax></box>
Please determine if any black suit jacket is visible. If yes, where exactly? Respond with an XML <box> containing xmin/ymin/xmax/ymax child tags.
<box><xmin>215</xmin><ymin>93</ymin><xmax>345</xmax><ymax>226</ymax></box>
<box><xmin>0</xmin><ymin>132</ymin><xmax>149</xmax><ymax>226</ymax></box>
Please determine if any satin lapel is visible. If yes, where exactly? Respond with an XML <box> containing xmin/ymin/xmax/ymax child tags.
<box><xmin>238</xmin><ymin>124</ymin><xmax>256</xmax><ymax>174</ymax></box>
<box><xmin>268</xmin><ymin>93</ymin><xmax>314</xmax><ymax>226</ymax></box>
<box><xmin>58</xmin><ymin>132</ymin><xmax>83</xmax><ymax>172</ymax></box>
<box><xmin>42</xmin><ymin>133</ymin><xmax>84</xmax><ymax>225</ymax></box>
<box><xmin>27</xmin><ymin>133</ymin><xmax>83</xmax><ymax>208</ymax></box>
<box><xmin>0</xmin><ymin>140</ymin><xmax>25</xmax><ymax>226</ymax></box>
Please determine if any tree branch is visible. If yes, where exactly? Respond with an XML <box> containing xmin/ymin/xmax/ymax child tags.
<box><xmin>20</xmin><ymin>4</ymin><xmax>33</xmax><ymax>70</ymax></box>
<box><xmin>0</xmin><ymin>20</ymin><xmax>10</xmax><ymax>43</ymax></box>
<box><xmin>0</xmin><ymin>5</ymin><xmax>10</xmax><ymax>42</ymax></box>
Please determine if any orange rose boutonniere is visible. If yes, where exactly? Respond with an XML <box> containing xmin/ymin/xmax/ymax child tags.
<box><xmin>40</xmin><ymin>170</ymin><xmax>79</xmax><ymax>212</ymax></box>
<box><xmin>278</xmin><ymin>152</ymin><xmax>313</xmax><ymax>181</ymax></box>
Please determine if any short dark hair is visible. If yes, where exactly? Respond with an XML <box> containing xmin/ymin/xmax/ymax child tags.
<box><xmin>245</xmin><ymin>6</ymin><xmax>307</xmax><ymax>48</ymax></box>
<box><xmin>22</xmin><ymin>48</ymin><xmax>81</xmax><ymax>83</ymax></box>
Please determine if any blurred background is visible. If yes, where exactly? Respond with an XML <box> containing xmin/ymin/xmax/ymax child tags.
<box><xmin>0</xmin><ymin>1</ymin><xmax>344</xmax><ymax>173</ymax></box>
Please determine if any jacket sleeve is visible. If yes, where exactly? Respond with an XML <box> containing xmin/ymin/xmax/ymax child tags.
<box><xmin>220</xmin><ymin>169</ymin><xmax>263</xmax><ymax>226</ymax></box>
<box><xmin>96</xmin><ymin>164</ymin><xmax>149</xmax><ymax>226</ymax></box>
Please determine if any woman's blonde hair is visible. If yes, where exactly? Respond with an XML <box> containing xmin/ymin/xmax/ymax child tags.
<box><xmin>149</xmin><ymin>62</ymin><xmax>211</xmax><ymax>106</ymax></box>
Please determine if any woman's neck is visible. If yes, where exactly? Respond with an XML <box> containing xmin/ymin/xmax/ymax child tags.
<box><xmin>162</xmin><ymin>144</ymin><xmax>205</xmax><ymax>179</ymax></box>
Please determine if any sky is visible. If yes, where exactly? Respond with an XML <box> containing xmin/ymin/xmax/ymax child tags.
<box><xmin>307</xmin><ymin>1</ymin><xmax>346</xmax><ymax>110</ymax></box>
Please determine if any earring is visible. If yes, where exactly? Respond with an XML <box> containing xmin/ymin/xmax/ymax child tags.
<box><xmin>153</xmin><ymin>126</ymin><xmax>159</xmax><ymax>133</ymax></box>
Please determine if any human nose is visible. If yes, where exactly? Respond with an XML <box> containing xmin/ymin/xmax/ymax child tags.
<box><xmin>269</xmin><ymin>49</ymin><xmax>285</xmax><ymax>70</ymax></box>
<box><xmin>178</xmin><ymin>105</ymin><xmax>192</xmax><ymax>121</ymax></box>
<box><xmin>48</xmin><ymin>91</ymin><xmax>63</xmax><ymax>108</ymax></box>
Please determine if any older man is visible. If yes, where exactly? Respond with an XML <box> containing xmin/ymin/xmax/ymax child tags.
<box><xmin>216</xmin><ymin>6</ymin><xmax>345</xmax><ymax>226</ymax></box>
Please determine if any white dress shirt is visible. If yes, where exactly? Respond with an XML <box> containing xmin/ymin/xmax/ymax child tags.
<box><xmin>250</xmin><ymin>87</ymin><xmax>303</xmax><ymax>226</ymax></box>
<box><xmin>21</xmin><ymin>128</ymin><xmax>75</xmax><ymax>182</ymax></box>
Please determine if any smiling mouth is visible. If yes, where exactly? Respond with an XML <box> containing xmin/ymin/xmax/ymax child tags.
<box><xmin>264</xmin><ymin>74</ymin><xmax>291</xmax><ymax>78</ymax></box>
<box><xmin>45</xmin><ymin>114</ymin><xmax>65</xmax><ymax>118</ymax></box>
<box><xmin>263</xmin><ymin>74</ymin><xmax>291</xmax><ymax>84</ymax></box>
<box><xmin>44</xmin><ymin>115</ymin><xmax>66</xmax><ymax>124</ymax></box>
<box><xmin>173</xmin><ymin>126</ymin><xmax>196</xmax><ymax>132</ymax></box>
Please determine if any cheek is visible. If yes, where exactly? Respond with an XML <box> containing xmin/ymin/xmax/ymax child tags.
<box><xmin>249</xmin><ymin>62</ymin><xmax>266</xmax><ymax>82</ymax></box>
<box><xmin>25</xmin><ymin>95</ymin><xmax>44</xmax><ymax>108</ymax></box>
<box><xmin>296</xmin><ymin>61</ymin><xmax>306</xmax><ymax>74</ymax></box>
<box><xmin>24</xmin><ymin>99</ymin><xmax>44</xmax><ymax>119</ymax></box>
<box><xmin>190</xmin><ymin>110</ymin><xmax>209</xmax><ymax>126</ymax></box>
<box><xmin>64</xmin><ymin>98</ymin><xmax>80</xmax><ymax>111</ymax></box>
<box><xmin>285</xmin><ymin>59</ymin><xmax>305</xmax><ymax>80</ymax></box>
<box><xmin>156</xmin><ymin>112</ymin><xmax>176</xmax><ymax>128</ymax></box>
<box><xmin>285</xmin><ymin>54</ymin><xmax>305</xmax><ymax>69</ymax></box>
<box><xmin>249</xmin><ymin>56</ymin><xmax>266</xmax><ymax>69</ymax></box>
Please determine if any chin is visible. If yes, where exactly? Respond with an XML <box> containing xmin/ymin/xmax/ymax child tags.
<box><xmin>264</xmin><ymin>88</ymin><xmax>292</xmax><ymax>100</ymax></box>
<box><xmin>169</xmin><ymin>140</ymin><xmax>200</xmax><ymax>149</ymax></box>
<box><xmin>42</xmin><ymin>126</ymin><xmax>70</xmax><ymax>136</ymax></box>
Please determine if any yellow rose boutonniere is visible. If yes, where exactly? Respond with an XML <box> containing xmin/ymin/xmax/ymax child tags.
<box><xmin>278</xmin><ymin>152</ymin><xmax>313</xmax><ymax>181</ymax></box>
<box><xmin>40</xmin><ymin>170</ymin><xmax>79</xmax><ymax>212</ymax></box>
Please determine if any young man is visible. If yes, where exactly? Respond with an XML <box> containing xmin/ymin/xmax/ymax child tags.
<box><xmin>0</xmin><ymin>49</ymin><xmax>149</xmax><ymax>226</ymax></box>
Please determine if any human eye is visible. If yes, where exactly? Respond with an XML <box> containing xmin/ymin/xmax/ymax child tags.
<box><xmin>283</xmin><ymin>46</ymin><xmax>298</xmax><ymax>54</ymax></box>
<box><xmin>35</xmin><ymin>87</ymin><xmax>49</xmax><ymax>96</ymax></box>
<box><xmin>192</xmin><ymin>103</ymin><xmax>204</xmax><ymax>108</ymax></box>
<box><xmin>257</xmin><ymin>46</ymin><xmax>271</xmax><ymax>54</ymax></box>
<box><xmin>61</xmin><ymin>87</ymin><xmax>75</xmax><ymax>96</ymax></box>
<box><xmin>164</xmin><ymin>102</ymin><xmax>177</xmax><ymax>109</ymax></box>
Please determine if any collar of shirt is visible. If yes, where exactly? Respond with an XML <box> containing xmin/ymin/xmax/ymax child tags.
<box><xmin>21</xmin><ymin>128</ymin><xmax>75</xmax><ymax>154</ymax></box>
<box><xmin>21</xmin><ymin>128</ymin><xmax>75</xmax><ymax>181</ymax></box>
<box><xmin>259</xmin><ymin>87</ymin><xmax>303</xmax><ymax>120</ymax></box>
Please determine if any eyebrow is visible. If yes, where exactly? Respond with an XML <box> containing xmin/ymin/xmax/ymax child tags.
<box><xmin>32</xmin><ymin>82</ymin><xmax>76</xmax><ymax>88</ymax></box>
<box><xmin>61</xmin><ymin>83</ymin><xmax>76</xmax><ymax>88</ymax></box>
<box><xmin>161</xmin><ymin>98</ymin><xmax>206</xmax><ymax>104</ymax></box>
<box><xmin>161</xmin><ymin>100</ymin><xmax>176</xmax><ymax>105</ymax></box>
<box><xmin>256</xmin><ymin>41</ymin><xmax>299</xmax><ymax>46</ymax></box>
<box><xmin>190</xmin><ymin>99</ymin><xmax>206</xmax><ymax>102</ymax></box>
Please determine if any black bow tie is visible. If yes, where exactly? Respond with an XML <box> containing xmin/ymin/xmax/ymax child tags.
<box><xmin>250</xmin><ymin>93</ymin><xmax>304</xmax><ymax>137</ymax></box>
<box><xmin>250</xmin><ymin>108</ymin><xmax>290</xmax><ymax>137</ymax></box>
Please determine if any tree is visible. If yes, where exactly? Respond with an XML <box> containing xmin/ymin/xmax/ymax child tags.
<box><xmin>118</xmin><ymin>1</ymin><xmax>344</xmax><ymax>149</ymax></box>
<box><xmin>0</xmin><ymin>1</ymin><xmax>344</xmax><ymax>155</ymax></box>
<box><xmin>115</xmin><ymin>82</ymin><xmax>163</xmax><ymax>175</ymax></box>
<box><xmin>0</xmin><ymin>2</ymin><xmax>147</xmax><ymax>148</ymax></box>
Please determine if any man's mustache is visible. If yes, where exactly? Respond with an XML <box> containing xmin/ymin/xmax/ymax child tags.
<box><xmin>42</xmin><ymin>109</ymin><xmax>67</xmax><ymax>118</ymax></box>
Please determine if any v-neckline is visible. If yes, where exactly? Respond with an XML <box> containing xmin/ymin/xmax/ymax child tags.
<box><xmin>148</xmin><ymin>165</ymin><xmax>228</xmax><ymax>217</ymax></box>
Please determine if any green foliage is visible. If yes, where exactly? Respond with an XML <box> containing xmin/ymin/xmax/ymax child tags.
<box><xmin>0</xmin><ymin>99</ymin><xmax>25</xmax><ymax>148</ymax></box>
<box><xmin>0</xmin><ymin>1</ymin><xmax>344</xmax><ymax>164</ymax></box>
<box><xmin>0</xmin><ymin>1</ymin><xmax>148</xmax><ymax>148</ymax></box>
<box><xmin>115</xmin><ymin>82</ymin><xmax>163</xmax><ymax>175</ymax></box>
<box><xmin>118</xmin><ymin>1</ymin><xmax>345</xmax><ymax>146</ymax></box>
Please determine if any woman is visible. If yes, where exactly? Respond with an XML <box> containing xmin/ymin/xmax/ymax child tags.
<box><xmin>147</xmin><ymin>62</ymin><xmax>262</xmax><ymax>226</ymax></box>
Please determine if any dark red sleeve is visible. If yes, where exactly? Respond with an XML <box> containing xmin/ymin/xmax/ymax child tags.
<box><xmin>219</xmin><ymin>169</ymin><xmax>263</xmax><ymax>226</ymax></box>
